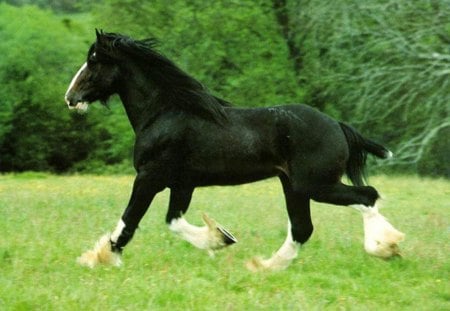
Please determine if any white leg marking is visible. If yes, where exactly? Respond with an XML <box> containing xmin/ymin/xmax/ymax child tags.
<box><xmin>247</xmin><ymin>222</ymin><xmax>299</xmax><ymax>272</ymax></box>
<box><xmin>111</xmin><ymin>219</ymin><xmax>126</xmax><ymax>243</ymax></box>
<box><xmin>353</xmin><ymin>204</ymin><xmax>405</xmax><ymax>258</ymax></box>
<box><xmin>169</xmin><ymin>214</ymin><xmax>236</xmax><ymax>255</ymax></box>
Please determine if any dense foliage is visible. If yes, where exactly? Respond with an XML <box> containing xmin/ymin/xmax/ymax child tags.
<box><xmin>0</xmin><ymin>4</ymin><xmax>101</xmax><ymax>171</ymax></box>
<box><xmin>288</xmin><ymin>0</ymin><xmax>450</xmax><ymax>176</ymax></box>
<box><xmin>0</xmin><ymin>1</ymin><xmax>448</xmax><ymax>176</ymax></box>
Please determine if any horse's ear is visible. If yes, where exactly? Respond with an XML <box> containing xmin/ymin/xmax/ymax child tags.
<box><xmin>95</xmin><ymin>29</ymin><xmax>110</xmax><ymax>48</ymax></box>
<box><xmin>95</xmin><ymin>29</ymin><xmax>103</xmax><ymax>42</ymax></box>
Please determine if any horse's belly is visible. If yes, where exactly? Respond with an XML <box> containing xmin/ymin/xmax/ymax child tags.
<box><xmin>184</xmin><ymin>116</ymin><xmax>284</xmax><ymax>186</ymax></box>
<box><xmin>186</xmin><ymin>155</ymin><xmax>280</xmax><ymax>186</ymax></box>
<box><xmin>190</xmin><ymin>169</ymin><xmax>278</xmax><ymax>186</ymax></box>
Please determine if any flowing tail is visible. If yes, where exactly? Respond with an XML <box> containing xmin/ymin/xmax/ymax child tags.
<box><xmin>339</xmin><ymin>122</ymin><xmax>392</xmax><ymax>186</ymax></box>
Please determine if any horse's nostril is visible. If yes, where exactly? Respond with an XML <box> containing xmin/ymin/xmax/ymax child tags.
<box><xmin>65</xmin><ymin>96</ymin><xmax>74</xmax><ymax>107</ymax></box>
<box><xmin>65</xmin><ymin>96</ymin><xmax>80</xmax><ymax>109</ymax></box>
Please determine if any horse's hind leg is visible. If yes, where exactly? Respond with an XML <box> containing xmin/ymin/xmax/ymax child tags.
<box><xmin>309</xmin><ymin>183</ymin><xmax>405</xmax><ymax>258</ymax></box>
<box><xmin>167</xmin><ymin>187</ymin><xmax>237</xmax><ymax>255</ymax></box>
<box><xmin>247</xmin><ymin>175</ymin><xmax>312</xmax><ymax>271</ymax></box>
<box><xmin>309</xmin><ymin>183</ymin><xmax>380</xmax><ymax>207</ymax></box>
<box><xmin>352</xmin><ymin>204</ymin><xmax>405</xmax><ymax>258</ymax></box>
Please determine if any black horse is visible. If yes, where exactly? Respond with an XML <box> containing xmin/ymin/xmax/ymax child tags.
<box><xmin>65</xmin><ymin>30</ymin><xmax>404</xmax><ymax>270</ymax></box>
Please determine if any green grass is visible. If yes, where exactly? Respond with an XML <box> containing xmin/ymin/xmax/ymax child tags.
<box><xmin>1</xmin><ymin>173</ymin><xmax>448</xmax><ymax>310</ymax></box>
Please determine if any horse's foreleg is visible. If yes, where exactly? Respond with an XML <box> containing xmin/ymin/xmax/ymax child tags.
<box><xmin>167</xmin><ymin>188</ymin><xmax>237</xmax><ymax>255</ymax></box>
<box><xmin>77</xmin><ymin>173</ymin><xmax>164</xmax><ymax>268</ymax></box>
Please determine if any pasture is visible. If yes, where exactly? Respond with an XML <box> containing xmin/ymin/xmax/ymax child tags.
<box><xmin>0</xmin><ymin>174</ymin><xmax>448</xmax><ymax>310</ymax></box>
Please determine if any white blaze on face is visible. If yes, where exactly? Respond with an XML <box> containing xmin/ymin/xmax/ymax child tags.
<box><xmin>65</xmin><ymin>62</ymin><xmax>88</xmax><ymax>110</ymax></box>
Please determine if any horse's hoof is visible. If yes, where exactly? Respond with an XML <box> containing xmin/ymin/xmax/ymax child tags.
<box><xmin>245</xmin><ymin>255</ymin><xmax>292</xmax><ymax>272</ymax></box>
<box><xmin>217</xmin><ymin>226</ymin><xmax>238</xmax><ymax>246</ymax></box>
<box><xmin>362</xmin><ymin>210</ymin><xmax>405</xmax><ymax>259</ymax></box>
<box><xmin>77</xmin><ymin>234</ymin><xmax>122</xmax><ymax>268</ymax></box>
<box><xmin>246</xmin><ymin>256</ymin><xmax>268</xmax><ymax>272</ymax></box>
<box><xmin>202</xmin><ymin>213</ymin><xmax>237</xmax><ymax>250</ymax></box>
<box><xmin>365</xmin><ymin>238</ymin><xmax>404</xmax><ymax>259</ymax></box>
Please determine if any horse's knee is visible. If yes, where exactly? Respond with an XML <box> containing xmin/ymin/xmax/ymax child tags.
<box><xmin>291</xmin><ymin>222</ymin><xmax>314</xmax><ymax>244</ymax></box>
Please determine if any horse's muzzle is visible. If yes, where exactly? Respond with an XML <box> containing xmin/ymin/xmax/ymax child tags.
<box><xmin>65</xmin><ymin>93</ymin><xmax>89</xmax><ymax>112</ymax></box>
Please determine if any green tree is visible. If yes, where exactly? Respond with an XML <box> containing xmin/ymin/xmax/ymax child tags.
<box><xmin>283</xmin><ymin>0</ymin><xmax>450</xmax><ymax>176</ymax></box>
<box><xmin>0</xmin><ymin>4</ymin><xmax>102</xmax><ymax>171</ymax></box>
<box><xmin>92</xmin><ymin>0</ymin><xmax>304</xmax><ymax>106</ymax></box>
<box><xmin>1</xmin><ymin>0</ymin><xmax>98</xmax><ymax>13</ymax></box>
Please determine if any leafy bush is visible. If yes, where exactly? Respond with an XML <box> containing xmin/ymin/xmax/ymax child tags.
<box><xmin>417</xmin><ymin>127</ymin><xmax>450</xmax><ymax>177</ymax></box>
<box><xmin>92</xmin><ymin>0</ymin><xmax>304</xmax><ymax>106</ymax></box>
<box><xmin>0</xmin><ymin>4</ymin><xmax>103</xmax><ymax>172</ymax></box>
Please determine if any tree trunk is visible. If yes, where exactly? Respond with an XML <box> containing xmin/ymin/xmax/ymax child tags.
<box><xmin>272</xmin><ymin>0</ymin><xmax>303</xmax><ymax>75</ymax></box>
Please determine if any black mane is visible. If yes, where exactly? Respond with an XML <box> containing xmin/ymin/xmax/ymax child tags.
<box><xmin>95</xmin><ymin>31</ymin><xmax>230</xmax><ymax>123</ymax></box>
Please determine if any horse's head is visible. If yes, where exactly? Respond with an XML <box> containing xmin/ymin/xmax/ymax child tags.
<box><xmin>65</xmin><ymin>30</ymin><xmax>121</xmax><ymax>112</ymax></box>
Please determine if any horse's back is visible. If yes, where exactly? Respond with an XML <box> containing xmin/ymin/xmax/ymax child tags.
<box><xmin>223</xmin><ymin>103</ymin><xmax>348</xmax><ymax>165</ymax></box>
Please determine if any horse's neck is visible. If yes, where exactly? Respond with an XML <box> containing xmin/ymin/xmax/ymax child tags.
<box><xmin>119</xmin><ymin>94</ymin><xmax>144</xmax><ymax>133</ymax></box>
<box><xmin>118</xmin><ymin>74</ymin><xmax>160</xmax><ymax>133</ymax></box>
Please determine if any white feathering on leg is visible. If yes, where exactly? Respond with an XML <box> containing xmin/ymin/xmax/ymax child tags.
<box><xmin>354</xmin><ymin>204</ymin><xmax>405</xmax><ymax>258</ymax></box>
<box><xmin>169</xmin><ymin>213</ymin><xmax>236</xmax><ymax>254</ymax></box>
<box><xmin>77</xmin><ymin>234</ymin><xmax>122</xmax><ymax>268</ymax></box>
<box><xmin>247</xmin><ymin>222</ymin><xmax>299</xmax><ymax>272</ymax></box>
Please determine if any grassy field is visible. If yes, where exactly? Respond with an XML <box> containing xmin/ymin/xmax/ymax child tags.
<box><xmin>0</xmin><ymin>173</ymin><xmax>448</xmax><ymax>310</ymax></box>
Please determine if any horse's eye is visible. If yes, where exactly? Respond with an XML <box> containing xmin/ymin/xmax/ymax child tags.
<box><xmin>89</xmin><ymin>52</ymin><xmax>98</xmax><ymax>63</ymax></box>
